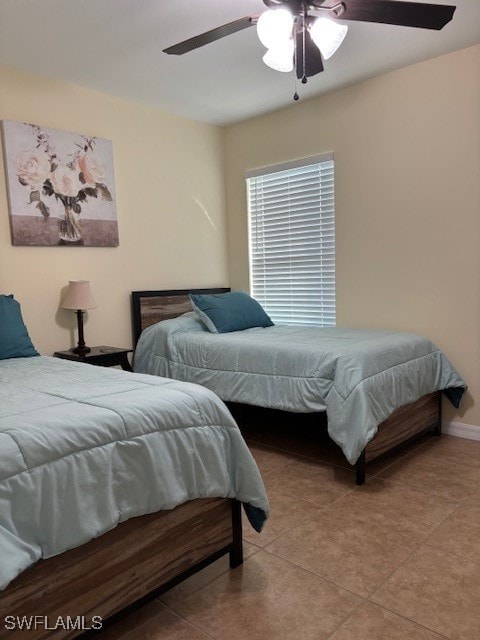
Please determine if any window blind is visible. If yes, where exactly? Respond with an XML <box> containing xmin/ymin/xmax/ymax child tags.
<box><xmin>246</xmin><ymin>154</ymin><xmax>335</xmax><ymax>326</ymax></box>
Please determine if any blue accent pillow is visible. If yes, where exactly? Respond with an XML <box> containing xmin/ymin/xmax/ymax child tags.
<box><xmin>189</xmin><ymin>291</ymin><xmax>274</xmax><ymax>334</ymax></box>
<box><xmin>0</xmin><ymin>295</ymin><xmax>39</xmax><ymax>359</ymax></box>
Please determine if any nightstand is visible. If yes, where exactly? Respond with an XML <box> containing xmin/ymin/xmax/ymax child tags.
<box><xmin>53</xmin><ymin>346</ymin><xmax>133</xmax><ymax>371</ymax></box>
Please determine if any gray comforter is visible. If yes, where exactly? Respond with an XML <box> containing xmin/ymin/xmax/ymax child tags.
<box><xmin>0</xmin><ymin>356</ymin><xmax>269</xmax><ymax>591</ymax></box>
<box><xmin>134</xmin><ymin>313</ymin><xmax>466</xmax><ymax>464</ymax></box>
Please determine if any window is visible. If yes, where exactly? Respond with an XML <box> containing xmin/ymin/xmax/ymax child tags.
<box><xmin>246</xmin><ymin>153</ymin><xmax>335</xmax><ymax>327</ymax></box>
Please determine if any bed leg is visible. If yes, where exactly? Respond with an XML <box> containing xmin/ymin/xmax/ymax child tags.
<box><xmin>229</xmin><ymin>499</ymin><xmax>243</xmax><ymax>568</ymax></box>
<box><xmin>355</xmin><ymin>450</ymin><xmax>366</xmax><ymax>485</ymax></box>
<box><xmin>434</xmin><ymin>391</ymin><xmax>442</xmax><ymax>437</ymax></box>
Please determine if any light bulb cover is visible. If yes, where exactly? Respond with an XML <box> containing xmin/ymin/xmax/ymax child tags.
<box><xmin>263</xmin><ymin>42</ymin><xmax>294</xmax><ymax>72</ymax></box>
<box><xmin>310</xmin><ymin>17</ymin><xmax>348</xmax><ymax>60</ymax></box>
<box><xmin>257</xmin><ymin>9</ymin><xmax>294</xmax><ymax>49</ymax></box>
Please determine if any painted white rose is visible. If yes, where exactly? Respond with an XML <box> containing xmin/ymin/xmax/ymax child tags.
<box><xmin>50</xmin><ymin>165</ymin><xmax>82</xmax><ymax>197</ymax></box>
<box><xmin>16</xmin><ymin>151</ymin><xmax>51</xmax><ymax>189</ymax></box>
<box><xmin>78</xmin><ymin>153</ymin><xmax>106</xmax><ymax>185</ymax></box>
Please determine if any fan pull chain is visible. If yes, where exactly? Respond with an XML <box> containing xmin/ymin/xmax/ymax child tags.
<box><xmin>293</xmin><ymin>13</ymin><xmax>308</xmax><ymax>101</ymax></box>
<box><xmin>293</xmin><ymin>24</ymin><xmax>299</xmax><ymax>101</ymax></box>
<box><xmin>302</xmin><ymin>12</ymin><xmax>307</xmax><ymax>85</ymax></box>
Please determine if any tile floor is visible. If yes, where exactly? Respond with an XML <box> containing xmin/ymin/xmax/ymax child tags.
<box><xmin>99</xmin><ymin>409</ymin><xmax>480</xmax><ymax>640</ymax></box>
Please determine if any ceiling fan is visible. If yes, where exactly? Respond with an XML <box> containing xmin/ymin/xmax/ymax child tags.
<box><xmin>164</xmin><ymin>1</ymin><xmax>456</xmax><ymax>96</ymax></box>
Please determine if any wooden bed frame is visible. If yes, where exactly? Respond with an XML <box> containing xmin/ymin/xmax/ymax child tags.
<box><xmin>131</xmin><ymin>288</ymin><xmax>442</xmax><ymax>486</ymax></box>
<box><xmin>0</xmin><ymin>498</ymin><xmax>242</xmax><ymax>639</ymax></box>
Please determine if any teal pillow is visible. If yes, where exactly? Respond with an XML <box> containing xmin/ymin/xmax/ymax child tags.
<box><xmin>189</xmin><ymin>291</ymin><xmax>274</xmax><ymax>334</ymax></box>
<box><xmin>0</xmin><ymin>295</ymin><xmax>39</xmax><ymax>359</ymax></box>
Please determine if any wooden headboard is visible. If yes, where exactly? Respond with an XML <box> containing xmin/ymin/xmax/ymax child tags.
<box><xmin>131</xmin><ymin>288</ymin><xmax>230</xmax><ymax>345</ymax></box>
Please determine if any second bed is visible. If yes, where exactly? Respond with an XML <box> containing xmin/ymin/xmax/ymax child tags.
<box><xmin>132</xmin><ymin>288</ymin><xmax>466</xmax><ymax>483</ymax></box>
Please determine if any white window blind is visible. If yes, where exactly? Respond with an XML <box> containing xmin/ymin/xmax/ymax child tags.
<box><xmin>246</xmin><ymin>154</ymin><xmax>335</xmax><ymax>326</ymax></box>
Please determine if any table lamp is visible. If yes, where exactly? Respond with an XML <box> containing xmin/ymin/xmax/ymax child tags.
<box><xmin>62</xmin><ymin>280</ymin><xmax>97</xmax><ymax>355</ymax></box>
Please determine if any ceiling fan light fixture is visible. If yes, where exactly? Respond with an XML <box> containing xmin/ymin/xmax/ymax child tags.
<box><xmin>310</xmin><ymin>17</ymin><xmax>348</xmax><ymax>60</ymax></box>
<box><xmin>257</xmin><ymin>8</ymin><xmax>294</xmax><ymax>49</ymax></box>
<box><xmin>263</xmin><ymin>41</ymin><xmax>294</xmax><ymax>72</ymax></box>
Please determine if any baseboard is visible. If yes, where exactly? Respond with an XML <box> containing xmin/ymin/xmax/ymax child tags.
<box><xmin>443</xmin><ymin>421</ymin><xmax>480</xmax><ymax>441</ymax></box>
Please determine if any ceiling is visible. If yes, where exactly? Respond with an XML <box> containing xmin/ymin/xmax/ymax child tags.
<box><xmin>0</xmin><ymin>1</ymin><xmax>478</xmax><ymax>126</ymax></box>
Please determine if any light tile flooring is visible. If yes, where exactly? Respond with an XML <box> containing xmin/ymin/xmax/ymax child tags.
<box><xmin>99</xmin><ymin>409</ymin><xmax>480</xmax><ymax>640</ymax></box>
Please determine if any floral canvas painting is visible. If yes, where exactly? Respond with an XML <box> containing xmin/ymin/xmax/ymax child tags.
<box><xmin>1</xmin><ymin>120</ymin><xmax>118</xmax><ymax>246</ymax></box>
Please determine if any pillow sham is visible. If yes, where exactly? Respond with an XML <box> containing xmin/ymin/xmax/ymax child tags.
<box><xmin>189</xmin><ymin>291</ymin><xmax>274</xmax><ymax>334</ymax></box>
<box><xmin>0</xmin><ymin>294</ymin><xmax>39</xmax><ymax>359</ymax></box>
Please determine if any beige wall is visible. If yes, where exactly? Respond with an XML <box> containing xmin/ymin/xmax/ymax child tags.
<box><xmin>224</xmin><ymin>44</ymin><xmax>480</xmax><ymax>428</ymax></box>
<box><xmin>1</xmin><ymin>46</ymin><xmax>478</xmax><ymax>428</ymax></box>
<box><xmin>0</xmin><ymin>65</ymin><xmax>229</xmax><ymax>355</ymax></box>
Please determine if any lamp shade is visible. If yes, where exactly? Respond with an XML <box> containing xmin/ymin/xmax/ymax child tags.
<box><xmin>310</xmin><ymin>17</ymin><xmax>348</xmax><ymax>60</ymax></box>
<box><xmin>263</xmin><ymin>42</ymin><xmax>294</xmax><ymax>72</ymax></box>
<box><xmin>257</xmin><ymin>9</ymin><xmax>293</xmax><ymax>49</ymax></box>
<box><xmin>62</xmin><ymin>281</ymin><xmax>97</xmax><ymax>310</ymax></box>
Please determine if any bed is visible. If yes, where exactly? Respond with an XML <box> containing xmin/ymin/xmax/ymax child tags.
<box><xmin>131</xmin><ymin>288</ymin><xmax>466</xmax><ymax>484</ymax></box>
<box><xmin>0</xmin><ymin>354</ymin><xmax>268</xmax><ymax>639</ymax></box>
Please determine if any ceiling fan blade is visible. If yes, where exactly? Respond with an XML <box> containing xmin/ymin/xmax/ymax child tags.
<box><xmin>336</xmin><ymin>0</ymin><xmax>456</xmax><ymax>30</ymax></box>
<box><xmin>295</xmin><ymin>29</ymin><xmax>324</xmax><ymax>79</ymax></box>
<box><xmin>164</xmin><ymin>16</ymin><xmax>256</xmax><ymax>55</ymax></box>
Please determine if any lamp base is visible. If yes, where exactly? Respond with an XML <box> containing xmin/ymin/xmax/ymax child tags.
<box><xmin>71</xmin><ymin>309</ymin><xmax>91</xmax><ymax>356</ymax></box>
<box><xmin>71</xmin><ymin>345</ymin><xmax>91</xmax><ymax>356</ymax></box>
